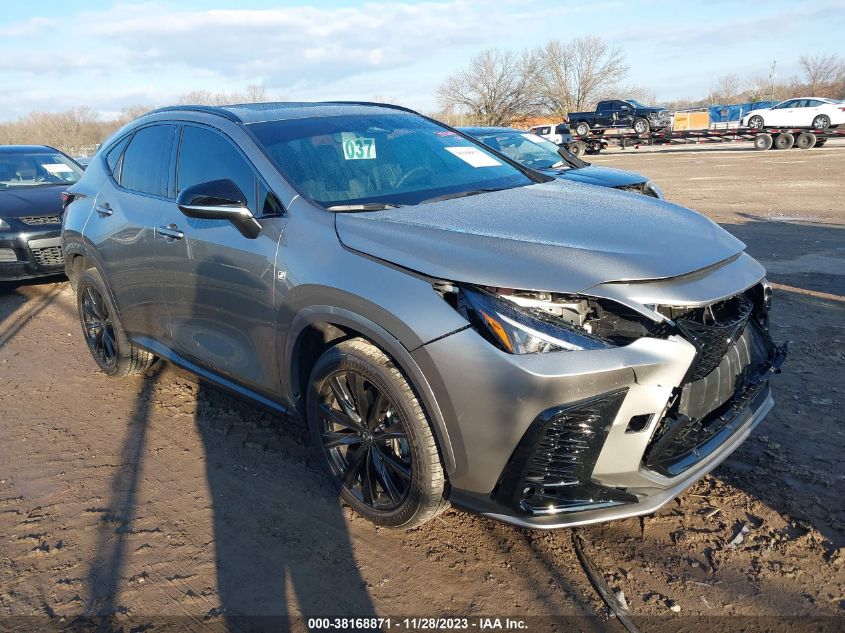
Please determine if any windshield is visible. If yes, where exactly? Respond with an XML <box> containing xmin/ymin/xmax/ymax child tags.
<box><xmin>626</xmin><ymin>99</ymin><xmax>649</xmax><ymax>109</ymax></box>
<box><xmin>474</xmin><ymin>130</ymin><xmax>582</xmax><ymax>171</ymax></box>
<box><xmin>248</xmin><ymin>113</ymin><xmax>536</xmax><ymax>208</ymax></box>
<box><xmin>0</xmin><ymin>151</ymin><xmax>83</xmax><ymax>189</ymax></box>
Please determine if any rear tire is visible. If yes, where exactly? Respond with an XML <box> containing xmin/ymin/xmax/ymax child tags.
<box><xmin>795</xmin><ymin>132</ymin><xmax>816</xmax><ymax>149</ymax></box>
<box><xmin>306</xmin><ymin>338</ymin><xmax>448</xmax><ymax>529</ymax></box>
<box><xmin>812</xmin><ymin>114</ymin><xmax>831</xmax><ymax>130</ymax></box>
<box><xmin>773</xmin><ymin>133</ymin><xmax>794</xmax><ymax>150</ymax></box>
<box><xmin>748</xmin><ymin>115</ymin><xmax>764</xmax><ymax>130</ymax></box>
<box><xmin>76</xmin><ymin>268</ymin><xmax>157</xmax><ymax>377</ymax></box>
<box><xmin>753</xmin><ymin>133</ymin><xmax>773</xmax><ymax>151</ymax></box>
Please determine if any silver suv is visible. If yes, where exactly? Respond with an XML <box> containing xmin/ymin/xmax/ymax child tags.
<box><xmin>62</xmin><ymin>102</ymin><xmax>786</xmax><ymax>529</ymax></box>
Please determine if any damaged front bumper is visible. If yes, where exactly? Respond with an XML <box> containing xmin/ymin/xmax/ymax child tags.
<box><xmin>412</xmin><ymin>274</ymin><xmax>786</xmax><ymax>529</ymax></box>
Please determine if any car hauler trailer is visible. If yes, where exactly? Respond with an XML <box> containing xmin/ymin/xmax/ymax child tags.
<box><xmin>565</xmin><ymin>127</ymin><xmax>845</xmax><ymax>156</ymax></box>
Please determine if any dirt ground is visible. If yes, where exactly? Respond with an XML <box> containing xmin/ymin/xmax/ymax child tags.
<box><xmin>1</xmin><ymin>142</ymin><xmax>843</xmax><ymax>632</ymax></box>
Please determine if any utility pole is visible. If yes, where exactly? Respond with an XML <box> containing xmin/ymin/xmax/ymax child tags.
<box><xmin>769</xmin><ymin>60</ymin><xmax>777</xmax><ymax>102</ymax></box>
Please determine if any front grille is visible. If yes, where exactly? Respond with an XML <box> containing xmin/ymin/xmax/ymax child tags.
<box><xmin>494</xmin><ymin>390</ymin><xmax>637</xmax><ymax>515</ymax></box>
<box><xmin>670</xmin><ymin>294</ymin><xmax>754</xmax><ymax>381</ymax></box>
<box><xmin>19</xmin><ymin>215</ymin><xmax>61</xmax><ymax>226</ymax></box>
<box><xmin>644</xmin><ymin>321</ymin><xmax>779</xmax><ymax>476</ymax></box>
<box><xmin>30</xmin><ymin>245</ymin><xmax>64</xmax><ymax>266</ymax></box>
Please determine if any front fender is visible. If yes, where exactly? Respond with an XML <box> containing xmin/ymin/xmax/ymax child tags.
<box><xmin>283</xmin><ymin>304</ymin><xmax>457</xmax><ymax>474</ymax></box>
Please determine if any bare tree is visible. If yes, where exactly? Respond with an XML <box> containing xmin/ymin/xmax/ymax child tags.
<box><xmin>437</xmin><ymin>48</ymin><xmax>539</xmax><ymax>126</ymax></box>
<box><xmin>798</xmin><ymin>53</ymin><xmax>845</xmax><ymax>95</ymax></box>
<box><xmin>178</xmin><ymin>84</ymin><xmax>272</xmax><ymax>105</ymax></box>
<box><xmin>534</xmin><ymin>37</ymin><xmax>629</xmax><ymax>116</ymax></box>
<box><xmin>708</xmin><ymin>73</ymin><xmax>744</xmax><ymax>105</ymax></box>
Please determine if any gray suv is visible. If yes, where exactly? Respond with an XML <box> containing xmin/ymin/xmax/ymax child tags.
<box><xmin>62</xmin><ymin>102</ymin><xmax>786</xmax><ymax>529</ymax></box>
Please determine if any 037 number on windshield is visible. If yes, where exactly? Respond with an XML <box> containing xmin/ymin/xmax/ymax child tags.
<box><xmin>341</xmin><ymin>134</ymin><xmax>377</xmax><ymax>160</ymax></box>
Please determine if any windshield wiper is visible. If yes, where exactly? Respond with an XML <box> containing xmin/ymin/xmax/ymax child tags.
<box><xmin>418</xmin><ymin>187</ymin><xmax>504</xmax><ymax>205</ymax></box>
<box><xmin>325</xmin><ymin>202</ymin><xmax>403</xmax><ymax>212</ymax></box>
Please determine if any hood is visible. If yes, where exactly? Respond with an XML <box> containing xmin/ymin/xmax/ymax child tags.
<box><xmin>548</xmin><ymin>164</ymin><xmax>646</xmax><ymax>188</ymax></box>
<box><xmin>0</xmin><ymin>185</ymin><xmax>65</xmax><ymax>218</ymax></box>
<box><xmin>640</xmin><ymin>107</ymin><xmax>668</xmax><ymax>115</ymax></box>
<box><xmin>335</xmin><ymin>181</ymin><xmax>745</xmax><ymax>294</ymax></box>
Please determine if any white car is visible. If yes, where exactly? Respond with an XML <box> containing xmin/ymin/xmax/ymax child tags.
<box><xmin>741</xmin><ymin>97</ymin><xmax>845</xmax><ymax>130</ymax></box>
<box><xmin>527</xmin><ymin>123</ymin><xmax>571</xmax><ymax>145</ymax></box>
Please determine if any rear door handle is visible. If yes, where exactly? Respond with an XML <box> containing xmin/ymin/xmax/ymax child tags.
<box><xmin>95</xmin><ymin>203</ymin><xmax>112</xmax><ymax>217</ymax></box>
<box><xmin>157</xmin><ymin>225</ymin><xmax>184</xmax><ymax>240</ymax></box>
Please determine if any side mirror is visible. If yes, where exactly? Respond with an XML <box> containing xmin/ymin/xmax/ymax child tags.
<box><xmin>176</xmin><ymin>179</ymin><xmax>261</xmax><ymax>239</ymax></box>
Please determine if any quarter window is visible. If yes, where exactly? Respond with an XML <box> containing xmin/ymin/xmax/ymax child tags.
<box><xmin>105</xmin><ymin>136</ymin><xmax>130</xmax><ymax>177</ymax></box>
<box><xmin>120</xmin><ymin>125</ymin><xmax>175</xmax><ymax>197</ymax></box>
<box><xmin>177</xmin><ymin>126</ymin><xmax>257</xmax><ymax>213</ymax></box>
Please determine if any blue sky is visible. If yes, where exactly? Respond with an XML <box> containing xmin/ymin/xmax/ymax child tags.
<box><xmin>1</xmin><ymin>0</ymin><xmax>843</xmax><ymax>121</ymax></box>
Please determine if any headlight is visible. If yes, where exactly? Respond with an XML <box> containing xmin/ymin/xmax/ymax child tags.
<box><xmin>645</xmin><ymin>181</ymin><xmax>665</xmax><ymax>199</ymax></box>
<box><xmin>457</xmin><ymin>286</ymin><xmax>611</xmax><ymax>353</ymax></box>
<box><xmin>0</xmin><ymin>218</ymin><xmax>10</xmax><ymax>230</ymax></box>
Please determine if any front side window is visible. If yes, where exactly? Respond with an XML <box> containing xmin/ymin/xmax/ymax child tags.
<box><xmin>177</xmin><ymin>126</ymin><xmax>257</xmax><ymax>213</ymax></box>
<box><xmin>120</xmin><ymin>125</ymin><xmax>175</xmax><ymax>197</ymax></box>
<box><xmin>0</xmin><ymin>150</ymin><xmax>83</xmax><ymax>189</ymax></box>
<box><xmin>249</xmin><ymin>113</ymin><xmax>536</xmax><ymax>208</ymax></box>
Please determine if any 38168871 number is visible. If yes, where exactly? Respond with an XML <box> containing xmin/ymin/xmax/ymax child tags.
<box><xmin>307</xmin><ymin>618</ymin><xmax>391</xmax><ymax>629</ymax></box>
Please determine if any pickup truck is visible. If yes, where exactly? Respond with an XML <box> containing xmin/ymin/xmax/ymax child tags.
<box><xmin>568</xmin><ymin>99</ymin><xmax>671</xmax><ymax>136</ymax></box>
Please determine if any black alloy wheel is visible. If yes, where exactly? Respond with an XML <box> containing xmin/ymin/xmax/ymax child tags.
<box><xmin>81</xmin><ymin>284</ymin><xmax>118</xmax><ymax>370</ymax></box>
<box><xmin>317</xmin><ymin>369</ymin><xmax>412</xmax><ymax>510</ymax></box>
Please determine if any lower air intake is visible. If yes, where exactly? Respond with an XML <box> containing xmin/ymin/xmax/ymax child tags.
<box><xmin>494</xmin><ymin>389</ymin><xmax>637</xmax><ymax>515</ymax></box>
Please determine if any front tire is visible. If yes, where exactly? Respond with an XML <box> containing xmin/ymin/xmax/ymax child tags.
<box><xmin>748</xmin><ymin>115</ymin><xmax>764</xmax><ymax>130</ymax></box>
<box><xmin>306</xmin><ymin>338</ymin><xmax>448</xmax><ymax>529</ymax></box>
<box><xmin>76</xmin><ymin>268</ymin><xmax>157</xmax><ymax>377</ymax></box>
<box><xmin>633</xmin><ymin>118</ymin><xmax>650</xmax><ymax>134</ymax></box>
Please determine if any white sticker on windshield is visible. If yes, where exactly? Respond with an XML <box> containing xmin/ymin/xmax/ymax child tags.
<box><xmin>43</xmin><ymin>163</ymin><xmax>74</xmax><ymax>174</ymax></box>
<box><xmin>521</xmin><ymin>133</ymin><xmax>545</xmax><ymax>144</ymax></box>
<box><xmin>444</xmin><ymin>146</ymin><xmax>502</xmax><ymax>167</ymax></box>
<box><xmin>341</xmin><ymin>133</ymin><xmax>377</xmax><ymax>160</ymax></box>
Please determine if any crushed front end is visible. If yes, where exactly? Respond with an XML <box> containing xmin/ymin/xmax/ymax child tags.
<box><xmin>415</xmin><ymin>260</ymin><xmax>786</xmax><ymax>528</ymax></box>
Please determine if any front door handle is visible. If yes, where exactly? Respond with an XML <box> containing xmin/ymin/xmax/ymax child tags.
<box><xmin>157</xmin><ymin>224</ymin><xmax>184</xmax><ymax>240</ymax></box>
<box><xmin>95</xmin><ymin>203</ymin><xmax>112</xmax><ymax>217</ymax></box>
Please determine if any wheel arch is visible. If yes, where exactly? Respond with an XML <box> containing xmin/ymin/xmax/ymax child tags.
<box><xmin>285</xmin><ymin>305</ymin><xmax>457</xmax><ymax>474</ymax></box>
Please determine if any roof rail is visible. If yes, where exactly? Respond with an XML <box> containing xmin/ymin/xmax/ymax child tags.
<box><xmin>142</xmin><ymin>104</ymin><xmax>242</xmax><ymax>123</ymax></box>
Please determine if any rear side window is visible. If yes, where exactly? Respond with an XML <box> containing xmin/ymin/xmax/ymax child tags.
<box><xmin>177</xmin><ymin>126</ymin><xmax>257</xmax><ymax>213</ymax></box>
<box><xmin>105</xmin><ymin>136</ymin><xmax>130</xmax><ymax>177</ymax></box>
<box><xmin>120</xmin><ymin>125</ymin><xmax>175</xmax><ymax>197</ymax></box>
